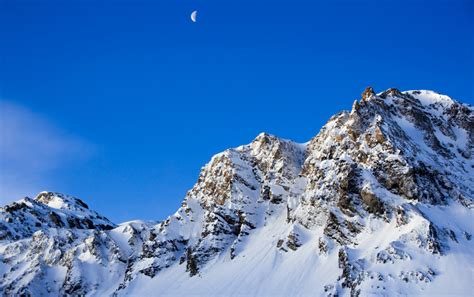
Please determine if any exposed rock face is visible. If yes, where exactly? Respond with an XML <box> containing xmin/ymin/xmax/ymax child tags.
<box><xmin>0</xmin><ymin>88</ymin><xmax>473</xmax><ymax>296</ymax></box>
<box><xmin>361</xmin><ymin>86</ymin><xmax>376</xmax><ymax>101</ymax></box>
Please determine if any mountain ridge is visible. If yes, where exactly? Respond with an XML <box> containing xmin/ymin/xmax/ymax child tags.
<box><xmin>1</xmin><ymin>87</ymin><xmax>473</xmax><ymax>296</ymax></box>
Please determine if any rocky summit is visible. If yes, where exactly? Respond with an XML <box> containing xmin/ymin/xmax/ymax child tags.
<box><xmin>1</xmin><ymin>88</ymin><xmax>473</xmax><ymax>296</ymax></box>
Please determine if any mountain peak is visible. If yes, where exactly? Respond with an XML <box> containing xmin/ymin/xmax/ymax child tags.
<box><xmin>361</xmin><ymin>86</ymin><xmax>376</xmax><ymax>101</ymax></box>
<box><xmin>0</xmin><ymin>191</ymin><xmax>115</xmax><ymax>242</ymax></box>
<box><xmin>252</xmin><ymin>131</ymin><xmax>279</xmax><ymax>145</ymax></box>
<box><xmin>35</xmin><ymin>191</ymin><xmax>90</xmax><ymax>211</ymax></box>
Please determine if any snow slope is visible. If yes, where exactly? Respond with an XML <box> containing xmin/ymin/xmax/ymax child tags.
<box><xmin>1</xmin><ymin>87</ymin><xmax>473</xmax><ymax>296</ymax></box>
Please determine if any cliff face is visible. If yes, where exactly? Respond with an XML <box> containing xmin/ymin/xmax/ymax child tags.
<box><xmin>1</xmin><ymin>88</ymin><xmax>473</xmax><ymax>296</ymax></box>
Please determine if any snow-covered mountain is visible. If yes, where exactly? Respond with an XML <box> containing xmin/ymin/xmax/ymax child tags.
<box><xmin>1</xmin><ymin>88</ymin><xmax>473</xmax><ymax>296</ymax></box>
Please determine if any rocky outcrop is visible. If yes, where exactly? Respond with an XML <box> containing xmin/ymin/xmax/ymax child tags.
<box><xmin>0</xmin><ymin>192</ymin><xmax>114</xmax><ymax>241</ymax></box>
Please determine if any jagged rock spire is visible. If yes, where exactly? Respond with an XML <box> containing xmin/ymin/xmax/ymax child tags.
<box><xmin>361</xmin><ymin>86</ymin><xmax>376</xmax><ymax>101</ymax></box>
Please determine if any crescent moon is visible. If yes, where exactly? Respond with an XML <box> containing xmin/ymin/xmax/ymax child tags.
<box><xmin>190</xmin><ymin>10</ymin><xmax>197</xmax><ymax>23</ymax></box>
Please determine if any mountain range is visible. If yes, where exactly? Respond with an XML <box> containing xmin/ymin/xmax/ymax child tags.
<box><xmin>1</xmin><ymin>88</ymin><xmax>473</xmax><ymax>296</ymax></box>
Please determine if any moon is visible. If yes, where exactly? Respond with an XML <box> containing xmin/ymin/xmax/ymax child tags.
<box><xmin>190</xmin><ymin>10</ymin><xmax>197</xmax><ymax>23</ymax></box>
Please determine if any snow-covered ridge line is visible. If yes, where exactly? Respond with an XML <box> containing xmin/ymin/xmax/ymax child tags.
<box><xmin>1</xmin><ymin>87</ymin><xmax>473</xmax><ymax>297</ymax></box>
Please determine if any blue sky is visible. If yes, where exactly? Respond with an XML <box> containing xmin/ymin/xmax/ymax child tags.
<box><xmin>1</xmin><ymin>0</ymin><xmax>473</xmax><ymax>223</ymax></box>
